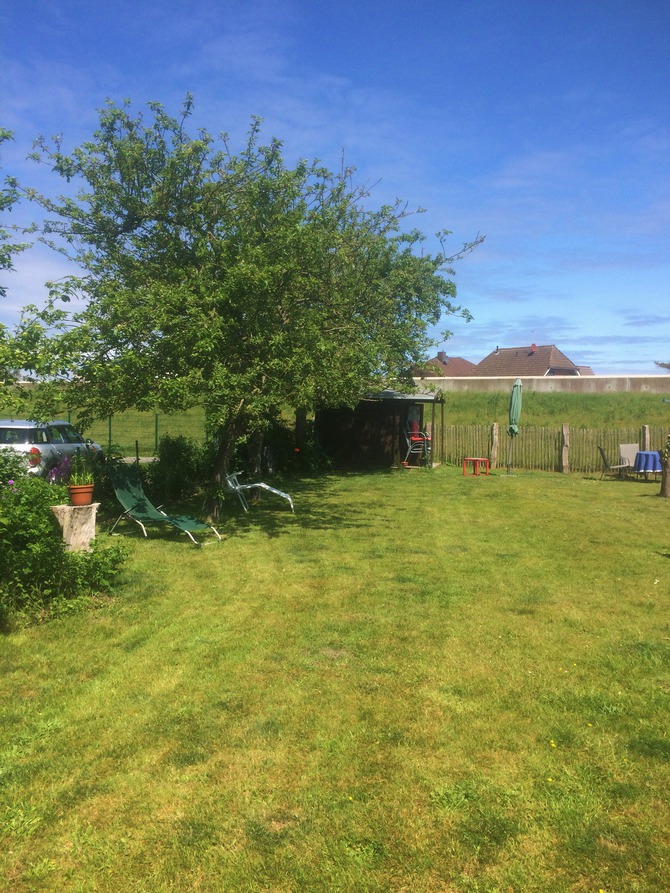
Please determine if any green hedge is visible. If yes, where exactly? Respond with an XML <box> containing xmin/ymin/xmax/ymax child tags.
<box><xmin>0</xmin><ymin>452</ymin><xmax>127</xmax><ymax>628</ymax></box>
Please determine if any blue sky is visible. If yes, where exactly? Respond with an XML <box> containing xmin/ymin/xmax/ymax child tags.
<box><xmin>1</xmin><ymin>0</ymin><xmax>669</xmax><ymax>374</ymax></box>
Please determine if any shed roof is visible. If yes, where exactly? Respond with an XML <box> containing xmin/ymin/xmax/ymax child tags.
<box><xmin>365</xmin><ymin>389</ymin><xmax>442</xmax><ymax>403</ymax></box>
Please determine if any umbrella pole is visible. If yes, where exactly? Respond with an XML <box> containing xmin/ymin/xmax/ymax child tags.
<box><xmin>506</xmin><ymin>378</ymin><xmax>522</xmax><ymax>476</ymax></box>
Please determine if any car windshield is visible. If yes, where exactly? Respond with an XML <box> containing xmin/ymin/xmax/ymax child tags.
<box><xmin>47</xmin><ymin>426</ymin><xmax>67</xmax><ymax>444</ymax></box>
<box><xmin>62</xmin><ymin>426</ymin><xmax>85</xmax><ymax>444</ymax></box>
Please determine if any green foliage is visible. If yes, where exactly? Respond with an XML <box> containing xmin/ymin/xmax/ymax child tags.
<box><xmin>231</xmin><ymin>417</ymin><xmax>331</xmax><ymax>475</ymax></box>
<box><xmin>0</xmin><ymin>129</ymin><xmax>30</xmax><ymax>296</ymax></box>
<box><xmin>274</xmin><ymin>417</ymin><xmax>332</xmax><ymax>473</ymax></box>
<box><xmin>0</xmin><ymin>464</ymin><xmax>127</xmax><ymax>629</ymax></box>
<box><xmin>1</xmin><ymin>130</ymin><xmax>32</xmax><ymax>412</ymax></box>
<box><xmin>67</xmin><ymin>450</ymin><xmax>96</xmax><ymax>485</ymax></box>
<box><xmin>0</xmin><ymin>449</ymin><xmax>28</xmax><ymax>485</ymax></box>
<box><xmin>46</xmin><ymin>449</ymin><xmax>98</xmax><ymax>486</ymax></box>
<box><xmin>17</xmin><ymin>98</ymin><xmax>480</xmax><ymax>474</ymax></box>
<box><xmin>143</xmin><ymin>434</ymin><xmax>213</xmax><ymax>502</ymax></box>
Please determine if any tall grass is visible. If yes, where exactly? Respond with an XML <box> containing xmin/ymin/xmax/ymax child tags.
<box><xmin>440</xmin><ymin>390</ymin><xmax>670</xmax><ymax>427</ymax></box>
<box><xmin>1</xmin><ymin>467</ymin><xmax>668</xmax><ymax>891</ymax></box>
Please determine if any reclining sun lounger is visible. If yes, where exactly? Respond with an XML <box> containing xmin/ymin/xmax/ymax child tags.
<box><xmin>225</xmin><ymin>472</ymin><xmax>294</xmax><ymax>513</ymax></box>
<box><xmin>109</xmin><ymin>463</ymin><xmax>221</xmax><ymax>545</ymax></box>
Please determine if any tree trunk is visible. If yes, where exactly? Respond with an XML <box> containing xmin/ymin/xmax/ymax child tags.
<box><xmin>249</xmin><ymin>430</ymin><xmax>263</xmax><ymax>476</ymax></box>
<box><xmin>205</xmin><ymin>434</ymin><xmax>237</xmax><ymax>521</ymax></box>
<box><xmin>207</xmin><ymin>402</ymin><xmax>245</xmax><ymax>487</ymax></box>
<box><xmin>51</xmin><ymin>503</ymin><xmax>99</xmax><ymax>551</ymax></box>
<box><xmin>212</xmin><ymin>434</ymin><xmax>236</xmax><ymax>485</ymax></box>
<box><xmin>660</xmin><ymin>464</ymin><xmax>670</xmax><ymax>498</ymax></box>
<box><xmin>295</xmin><ymin>408</ymin><xmax>307</xmax><ymax>448</ymax></box>
<box><xmin>659</xmin><ymin>433</ymin><xmax>670</xmax><ymax>498</ymax></box>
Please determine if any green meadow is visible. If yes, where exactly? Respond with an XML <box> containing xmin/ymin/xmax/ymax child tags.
<box><xmin>1</xmin><ymin>466</ymin><xmax>668</xmax><ymax>892</ymax></box>
<box><xmin>438</xmin><ymin>389</ymin><xmax>670</xmax><ymax>428</ymax></box>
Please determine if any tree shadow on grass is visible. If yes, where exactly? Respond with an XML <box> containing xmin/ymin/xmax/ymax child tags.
<box><xmin>213</xmin><ymin>470</ymin><xmax>393</xmax><ymax>539</ymax></box>
<box><xmin>102</xmin><ymin>470</ymin><xmax>397</xmax><ymax>542</ymax></box>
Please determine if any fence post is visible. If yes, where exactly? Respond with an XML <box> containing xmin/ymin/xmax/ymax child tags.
<box><xmin>561</xmin><ymin>423</ymin><xmax>570</xmax><ymax>473</ymax></box>
<box><xmin>490</xmin><ymin>423</ymin><xmax>499</xmax><ymax>468</ymax></box>
<box><xmin>440</xmin><ymin>399</ymin><xmax>445</xmax><ymax>464</ymax></box>
<box><xmin>155</xmin><ymin>414</ymin><xmax>159</xmax><ymax>454</ymax></box>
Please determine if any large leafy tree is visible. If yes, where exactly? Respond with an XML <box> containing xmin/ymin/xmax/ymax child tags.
<box><xmin>1</xmin><ymin>129</ymin><xmax>32</xmax><ymax>409</ymax></box>
<box><xmin>21</xmin><ymin>98</ymin><xmax>479</xmax><ymax>475</ymax></box>
<box><xmin>0</xmin><ymin>129</ymin><xmax>30</xmax><ymax>297</ymax></box>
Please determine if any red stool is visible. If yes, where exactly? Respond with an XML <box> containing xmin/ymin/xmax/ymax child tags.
<box><xmin>463</xmin><ymin>457</ymin><xmax>490</xmax><ymax>476</ymax></box>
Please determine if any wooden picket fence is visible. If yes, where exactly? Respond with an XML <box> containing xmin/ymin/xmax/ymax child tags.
<box><xmin>64</xmin><ymin>408</ymin><xmax>666</xmax><ymax>474</ymax></box>
<box><xmin>436</xmin><ymin>423</ymin><xmax>668</xmax><ymax>473</ymax></box>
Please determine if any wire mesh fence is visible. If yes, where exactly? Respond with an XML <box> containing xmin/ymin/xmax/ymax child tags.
<box><xmin>52</xmin><ymin>407</ymin><xmax>667</xmax><ymax>473</ymax></box>
<box><xmin>62</xmin><ymin>408</ymin><xmax>207</xmax><ymax>456</ymax></box>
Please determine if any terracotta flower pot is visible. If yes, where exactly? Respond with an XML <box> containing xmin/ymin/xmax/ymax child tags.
<box><xmin>68</xmin><ymin>484</ymin><xmax>95</xmax><ymax>506</ymax></box>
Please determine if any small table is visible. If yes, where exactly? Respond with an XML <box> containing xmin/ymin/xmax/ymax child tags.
<box><xmin>633</xmin><ymin>451</ymin><xmax>662</xmax><ymax>479</ymax></box>
<box><xmin>463</xmin><ymin>457</ymin><xmax>490</xmax><ymax>476</ymax></box>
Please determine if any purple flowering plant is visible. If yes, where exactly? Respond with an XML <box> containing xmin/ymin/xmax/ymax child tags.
<box><xmin>1</xmin><ymin>479</ymin><xmax>18</xmax><ymax>498</ymax></box>
<box><xmin>47</xmin><ymin>455</ymin><xmax>72</xmax><ymax>484</ymax></box>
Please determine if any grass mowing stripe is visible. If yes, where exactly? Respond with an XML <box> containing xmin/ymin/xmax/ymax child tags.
<box><xmin>0</xmin><ymin>467</ymin><xmax>668</xmax><ymax>891</ymax></box>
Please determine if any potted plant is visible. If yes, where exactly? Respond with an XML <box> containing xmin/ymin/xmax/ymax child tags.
<box><xmin>67</xmin><ymin>452</ymin><xmax>96</xmax><ymax>505</ymax></box>
<box><xmin>48</xmin><ymin>452</ymin><xmax>96</xmax><ymax>506</ymax></box>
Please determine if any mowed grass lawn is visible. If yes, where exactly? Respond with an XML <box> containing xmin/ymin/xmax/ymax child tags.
<box><xmin>1</xmin><ymin>468</ymin><xmax>668</xmax><ymax>892</ymax></box>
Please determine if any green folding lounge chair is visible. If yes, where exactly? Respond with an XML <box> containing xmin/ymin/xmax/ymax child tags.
<box><xmin>109</xmin><ymin>463</ymin><xmax>221</xmax><ymax>545</ymax></box>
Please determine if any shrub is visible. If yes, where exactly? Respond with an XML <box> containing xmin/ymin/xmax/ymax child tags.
<box><xmin>0</xmin><ymin>462</ymin><xmax>127</xmax><ymax>629</ymax></box>
<box><xmin>235</xmin><ymin>419</ymin><xmax>331</xmax><ymax>475</ymax></box>
<box><xmin>292</xmin><ymin>419</ymin><xmax>332</xmax><ymax>473</ymax></box>
<box><xmin>143</xmin><ymin>434</ymin><xmax>212</xmax><ymax>502</ymax></box>
<box><xmin>0</xmin><ymin>449</ymin><xmax>29</xmax><ymax>484</ymax></box>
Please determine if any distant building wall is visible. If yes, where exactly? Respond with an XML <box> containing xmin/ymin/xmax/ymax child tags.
<box><xmin>414</xmin><ymin>375</ymin><xmax>670</xmax><ymax>395</ymax></box>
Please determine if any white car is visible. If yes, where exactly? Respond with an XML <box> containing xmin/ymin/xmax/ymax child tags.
<box><xmin>0</xmin><ymin>419</ymin><xmax>104</xmax><ymax>474</ymax></box>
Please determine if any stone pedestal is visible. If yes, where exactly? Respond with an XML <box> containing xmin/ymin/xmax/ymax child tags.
<box><xmin>51</xmin><ymin>503</ymin><xmax>100</xmax><ymax>552</ymax></box>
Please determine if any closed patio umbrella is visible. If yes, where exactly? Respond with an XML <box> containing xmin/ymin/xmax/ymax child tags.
<box><xmin>506</xmin><ymin>378</ymin><xmax>522</xmax><ymax>475</ymax></box>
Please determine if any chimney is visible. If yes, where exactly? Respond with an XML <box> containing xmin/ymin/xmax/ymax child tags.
<box><xmin>530</xmin><ymin>343</ymin><xmax>537</xmax><ymax>354</ymax></box>
<box><xmin>437</xmin><ymin>351</ymin><xmax>447</xmax><ymax>364</ymax></box>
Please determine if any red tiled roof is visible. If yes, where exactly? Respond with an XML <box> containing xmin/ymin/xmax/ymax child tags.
<box><xmin>417</xmin><ymin>355</ymin><xmax>478</xmax><ymax>377</ymax></box>
<box><xmin>474</xmin><ymin>345</ymin><xmax>580</xmax><ymax>377</ymax></box>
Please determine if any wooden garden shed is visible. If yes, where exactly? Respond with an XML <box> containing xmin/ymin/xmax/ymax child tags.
<box><xmin>314</xmin><ymin>390</ymin><xmax>444</xmax><ymax>469</ymax></box>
